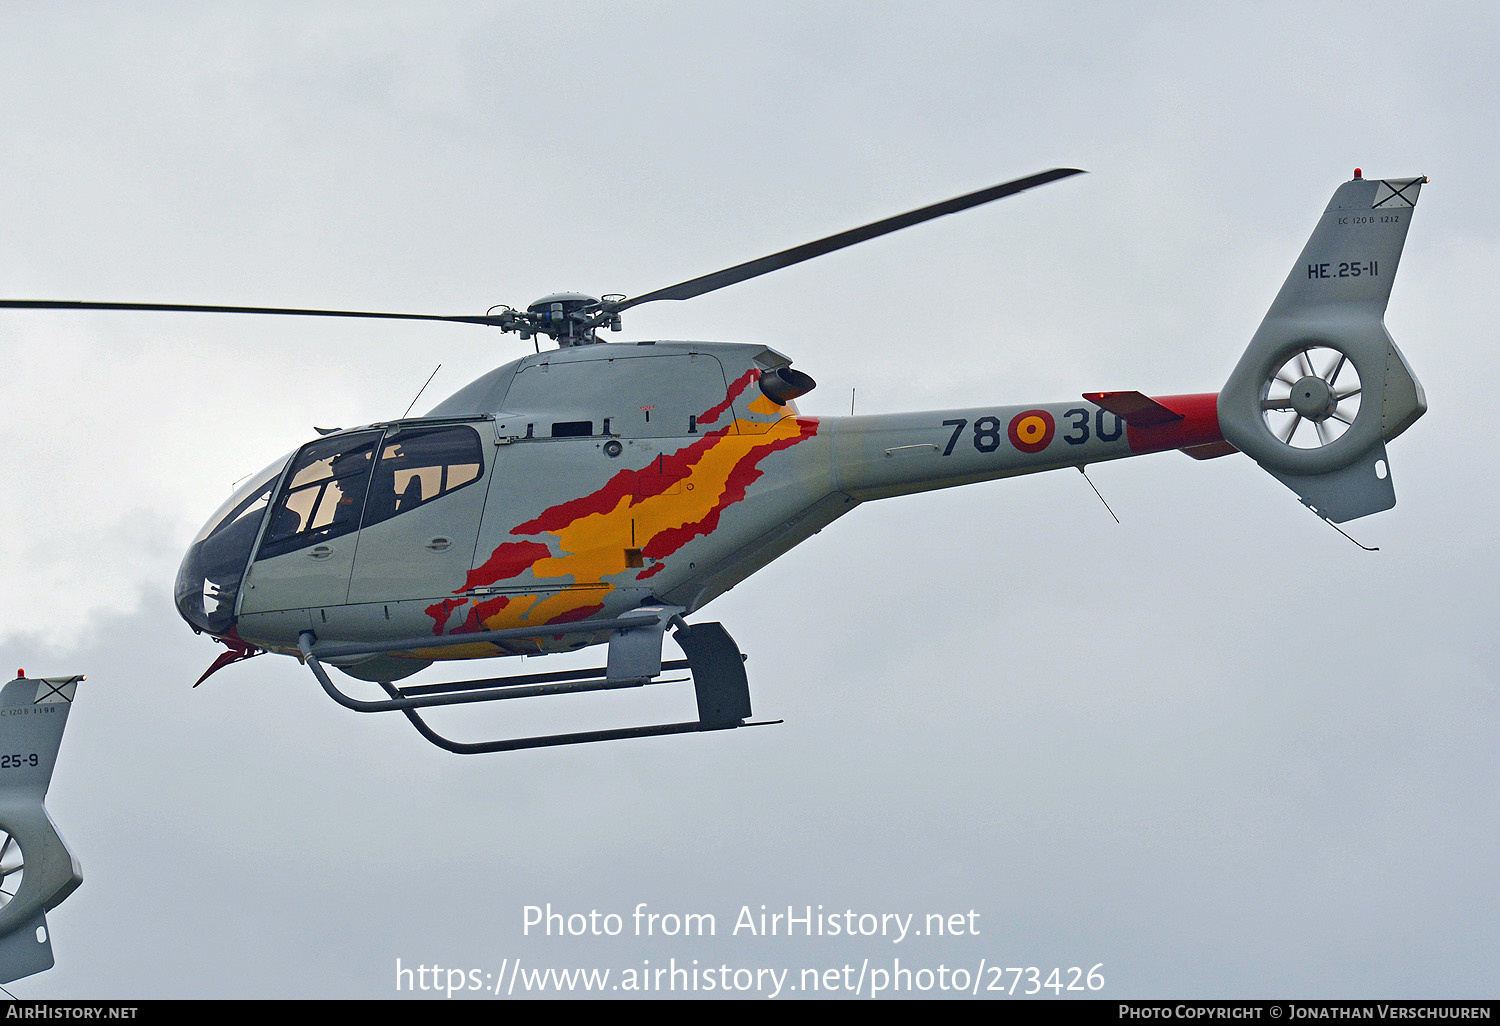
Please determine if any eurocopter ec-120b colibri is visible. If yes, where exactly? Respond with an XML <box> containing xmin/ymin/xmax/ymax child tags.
<box><xmin>2</xmin><ymin>169</ymin><xmax>1428</xmax><ymax>754</ymax></box>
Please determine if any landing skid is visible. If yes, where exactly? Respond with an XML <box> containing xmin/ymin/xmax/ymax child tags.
<box><xmin>296</xmin><ymin>611</ymin><xmax>778</xmax><ymax>754</ymax></box>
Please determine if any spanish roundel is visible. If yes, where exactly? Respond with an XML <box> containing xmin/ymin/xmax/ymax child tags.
<box><xmin>1008</xmin><ymin>410</ymin><xmax>1055</xmax><ymax>453</ymax></box>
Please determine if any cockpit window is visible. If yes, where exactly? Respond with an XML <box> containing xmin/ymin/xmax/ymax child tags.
<box><xmin>362</xmin><ymin>426</ymin><xmax>484</xmax><ymax>528</ymax></box>
<box><xmin>190</xmin><ymin>457</ymin><xmax>287</xmax><ymax>547</ymax></box>
<box><xmin>256</xmin><ymin>430</ymin><xmax>383</xmax><ymax>560</ymax></box>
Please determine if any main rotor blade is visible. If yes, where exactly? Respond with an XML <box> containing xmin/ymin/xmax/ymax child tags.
<box><xmin>0</xmin><ymin>299</ymin><xmax>508</xmax><ymax>327</ymax></box>
<box><xmin>609</xmin><ymin>167</ymin><xmax>1085</xmax><ymax>312</ymax></box>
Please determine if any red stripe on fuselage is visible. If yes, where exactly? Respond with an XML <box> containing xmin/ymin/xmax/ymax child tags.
<box><xmin>454</xmin><ymin>594</ymin><xmax>512</xmax><ymax>634</ymax></box>
<box><xmin>462</xmin><ymin>540</ymin><xmax>554</xmax><ymax>591</ymax></box>
<box><xmin>546</xmin><ymin>603</ymin><xmax>605</xmax><ymax>630</ymax></box>
<box><xmin>699</xmin><ymin>368</ymin><xmax>760</xmax><ymax>425</ymax></box>
<box><xmin>642</xmin><ymin>417</ymin><xmax>819</xmax><ymax>560</ymax></box>
<box><xmin>509</xmin><ymin>426</ymin><xmax>735</xmax><ymax>536</ymax></box>
<box><xmin>424</xmin><ymin>596</ymin><xmax>467</xmax><ymax>634</ymax></box>
<box><xmin>1121</xmin><ymin>393</ymin><xmax>1223</xmax><ymax>453</ymax></box>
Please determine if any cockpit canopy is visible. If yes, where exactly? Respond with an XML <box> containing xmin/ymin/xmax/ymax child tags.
<box><xmin>174</xmin><ymin>422</ymin><xmax>486</xmax><ymax>636</ymax></box>
<box><xmin>174</xmin><ymin>454</ymin><xmax>287</xmax><ymax>636</ymax></box>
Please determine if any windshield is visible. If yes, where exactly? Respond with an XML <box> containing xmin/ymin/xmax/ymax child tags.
<box><xmin>175</xmin><ymin>454</ymin><xmax>290</xmax><ymax>635</ymax></box>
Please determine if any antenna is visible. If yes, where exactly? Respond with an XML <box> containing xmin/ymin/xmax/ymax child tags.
<box><xmin>1321</xmin><ymin>516</ymin><xmax>1378</xmax><ymax>552</ymax></box>
<box><xmin>1078</xmin><ymin>466</ymin><xmax>1119</xmax><ymax>523</ymax></box>
<box><xmin>402</xmin><ymin>364</ymin><xmax>442</xmax><ymax>419</ymax></box>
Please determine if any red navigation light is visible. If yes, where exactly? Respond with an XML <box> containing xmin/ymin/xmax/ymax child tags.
<box><xmin>1353</xmin><ymin>168</ymin><xmax>1363</xmax><ymax>179</ymax></box>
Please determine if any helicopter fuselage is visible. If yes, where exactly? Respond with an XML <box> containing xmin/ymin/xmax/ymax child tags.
<box><xmin>18</xmin><ymin>171</ymin><xmax>1426</xmax><ymax>748</ymax></box>
<box><xmin>175</xmin><ymin>338</ymin><xmax>1222</xmax><ymax>680</ymax></box>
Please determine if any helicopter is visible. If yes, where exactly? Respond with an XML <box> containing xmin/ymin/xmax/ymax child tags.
<box><xmin>1</xmin><ymin>168</ymin><xmax>1428</xmax><ymax>754</ymax></box>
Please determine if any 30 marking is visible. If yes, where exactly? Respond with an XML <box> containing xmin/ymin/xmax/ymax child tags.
<box><xmin>1061</xmin><ymin>407</ymin><xmax>1123</xmax><ymax>445</ymax></box>
<box><xmin>941</xmin><ymin>410</ymin><xmax>1120</xmax><ymax>455</ymax></box>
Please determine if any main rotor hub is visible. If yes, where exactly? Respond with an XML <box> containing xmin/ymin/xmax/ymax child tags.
<box><xmin>514</xmin><ymin>293</ymin><xmax>615</xmax><ymax>347</ymax></box>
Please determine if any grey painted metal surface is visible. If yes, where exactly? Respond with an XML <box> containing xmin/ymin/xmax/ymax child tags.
<box><xmin>0</xmin><ymin>674</ymin><xmax>84</xmax><ymax>983</ymax></box>
<box><xmin>164</xmin><ymin>174</ymin><xmax>1430</xmax><ymax>752</ymax></box>
<box><xmin>1219</xmin><ymin>174</ymin><xmax>1427</xmax><ymax>521</ymax></box>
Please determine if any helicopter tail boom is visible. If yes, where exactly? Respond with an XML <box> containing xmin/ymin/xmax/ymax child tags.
<box><xmin>1217</xmin><ymin>172</ymin><xmax>1428</xmax><ymax>522</ymax></box>
<box><xmin>827</xmin><ymin>392</ymin><xmax>1227</xmax><ymax>502</ymax></box>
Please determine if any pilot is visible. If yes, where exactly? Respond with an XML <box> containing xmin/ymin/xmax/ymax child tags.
<box><xmin>326</xmin><ymin>448</ymin><xmax>375</xmax><ymax>531</ymax></box>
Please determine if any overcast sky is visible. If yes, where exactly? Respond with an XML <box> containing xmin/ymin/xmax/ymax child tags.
<box><xmin>0</xmin><ymin>1</ymin><xmax>1496</xmax><ymax>1000</ymax></box>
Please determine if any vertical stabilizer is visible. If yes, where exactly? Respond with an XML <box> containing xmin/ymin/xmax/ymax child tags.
<box><xmin>1218</xmin><ymin>174</ymin><xmax>1427</xmax><ymax>522</ymax></box>
<box><xmin>0</xmin><ymin>674</ymin><xmax>85</xmax><ymax>984</ymax></box>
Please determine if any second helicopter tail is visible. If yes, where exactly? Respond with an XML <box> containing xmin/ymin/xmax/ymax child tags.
<box><xmin>0</xmin><ymin>673</ymin><xmax>84</xmax><ymax>984</ymax></box>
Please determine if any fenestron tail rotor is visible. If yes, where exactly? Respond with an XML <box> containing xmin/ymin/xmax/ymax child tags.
<box><xmin>1</xmin><ymin>167</ymin><xmax>1084</xmax><ymax>348</ymax></box>
<box><xmin>0</xmin><ymin>832</ymin><xmax>23</xmax><ymax>911</ymax></box>
<box><xmin>0</xmin><ymin>673</ymin><xmax>85</xmax><ymax>984</ymax></box>
<box><xmin>1259</xmin><ymin>345</ymin><xmax>1364</xmax><ymax>450</ymax></box>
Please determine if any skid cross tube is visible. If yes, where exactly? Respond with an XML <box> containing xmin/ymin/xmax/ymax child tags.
<box><xmin>296</xmin><ymin>619</ymin><xmax>764</xmax><ymax>754</ymax></box>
